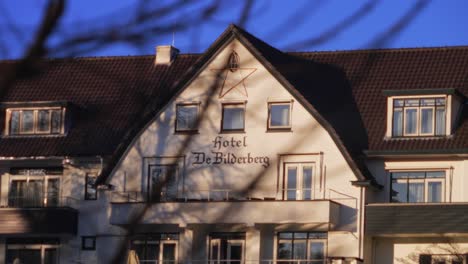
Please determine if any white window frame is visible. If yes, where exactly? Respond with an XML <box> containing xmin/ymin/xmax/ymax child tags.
<box><xmin>276</xmin><ymin>232</ymin><xmax>327</xmax><ymax>263</ymax></box>
<box><xmin>221</xmin><ymin>102</ymin><xmax>246</xmax><ymax>132</ymax></box>
<box><xmin>9</xmin><ymin>170</ymin><xmax>61</xmax><ymax>207</ymax></box>
<box><xmin>268</xmin><ymin>101</ymin><xmax>292</xmax><ymax>130</ymax></box>
<box><xmin>284</xmin><ymin>162</ymin><xmax>315</xmax><ymax>200</ymax></box>
<box><xmin>390</xmin><ymin>170</ymin><xmax>446</xmax><ymax>203</ymax></box>
<box><xmin>6</xmin><ymin>243</ymin><xmax>59</xmax><ymax>264</ymax></box>
<box><xmin>209</xmin><ymin>237</ymin><xmax>245</xmax><ymax>263</ymax></box>
<box><xmin>160</xmin><ymin>240</ymin><xmax>178</xmax><ymax>263</ymax></box>
<box><xmin>6</xmin><ymin>107</ymin><xmax>65</xmax><ymax>136</ymax></box>
<box><xmin>387</xmin><ymin>95</ymin><xmax>450</xmax><ymax>138</ymax></box>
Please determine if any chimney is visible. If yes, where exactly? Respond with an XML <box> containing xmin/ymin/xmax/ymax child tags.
<box><xmin>154</xmin><ymin>45</ymin><xmax>179</xmax><ymax>65</ymax></box>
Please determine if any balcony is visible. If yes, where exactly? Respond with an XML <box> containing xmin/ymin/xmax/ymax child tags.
<box><xmin>366</xmin><ymin>203</ymin><xmax>468</xmax><ymax>236</ymax></box>
<box><xmin>0</xmin><ymin>196</ymin><xmax>79</xmax><ymax>235</ymax></box>
<box><xmin>110</xmin><ymin>190</ymin><xmax>340</xmax><ymax>229</ymax></box>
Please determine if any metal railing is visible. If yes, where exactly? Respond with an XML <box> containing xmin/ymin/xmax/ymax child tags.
<box><xmin>7</xmin><ymin>195</ymin><xmax>79</xmax><ymax>208</ymax></box>
<box><xmin>134</xmin><ymin>260</ymin><xmax>328</xmax><ymax>264</ymax></box>
<box><xmin>111</xmin><ymin>188</ymin><xmax>329</xmax><ymax>203</ymax></box>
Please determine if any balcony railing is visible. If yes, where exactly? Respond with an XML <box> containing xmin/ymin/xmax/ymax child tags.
<box><xmin>134</xmin><ymin>260</ymin><xmax>328</xmax><ymax>264</ymax></box>
<box><xmin>6</xmin><ymin>195</ymin><xmax>78</xmax><ymax>208</ymax></box>
<box><xmin>111</xmin><ymin>188</ymin><xmax>329</xmax><ymax>203</ymax></box>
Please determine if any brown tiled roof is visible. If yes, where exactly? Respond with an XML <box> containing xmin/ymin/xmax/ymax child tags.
<box><xmin>295</xmin><ymin>47</ymin><xmax>468</xmax><ymax>153</ymax></box>
<box><xmin>0</xmin><ymin>25</ymin><xmax>466</xmax><ymax>185</ymax></box>
<box><xmin>0</xmin><ymin>55</ymin><xmax>199</xmax><ymax>157</ymax></box>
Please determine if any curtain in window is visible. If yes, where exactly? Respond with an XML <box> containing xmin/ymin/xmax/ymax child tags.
<box><xmin>405</xmin><ymin>109</ymin><xmax>417</xmax><ymax>134</ymax></box>
<box><xmin>392</xmin><ymin>109</ymin><xmax>403</xmax><ymax>136</ymax></box>
<box><xmin>435</xmin><ymin>108</ymin><xmax>446</xmax><ymax>135</ymax></box>
<box><xmin>408</xmin><ymin>182</ymin><xmax>424</xmax><ymax>203</ymax></box>
<box><xmin>428</xmin><ymin>182</ymin><xmax>442</xmax><ymax>203</ymax></box>
<box><xmin>420</xmin><ymin>108</ymin><xmax>433</xmax><ymax>134</ymax></box>
<box><xmin>271</xmin><ymin>105</ymin><xmax>290</xmax><ymax>126</ymax></box>
<box><xmin>223</xmin><ymin>108</ymin><xmax>244</xmax><ymax>130</ymax></box>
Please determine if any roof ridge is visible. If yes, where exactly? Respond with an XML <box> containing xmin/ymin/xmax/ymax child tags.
<box><xmin>287</xmin><ymin>45</ymin><xmax>468</xmax><ymax>55</ymax></box>
<box><xmin>0</xmin><ymin>53</ymin><xmax>202</xmax><ymax>63</ymax></box>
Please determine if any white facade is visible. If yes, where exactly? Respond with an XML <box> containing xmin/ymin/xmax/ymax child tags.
<box><xmin>0</xmin><ymin>26</ymin><xmax>467</xmax><ymax>264</ymax></box>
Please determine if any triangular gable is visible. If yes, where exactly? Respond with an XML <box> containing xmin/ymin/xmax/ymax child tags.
<box><xmin>98</xmin><ymin>24</ymin><xmax>378</xmax><ymax>187</ymax></box>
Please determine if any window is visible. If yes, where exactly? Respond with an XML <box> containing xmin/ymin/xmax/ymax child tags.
<box><xmin>84</xmin><ymin>174</ymin><xmax>97</xmax><ymax>200</ymax></box>
<box><xmin>82</xmin><ymin>236</ymin><xmax>96</xmax><ymax>251</ymax></box>
<box><xmin>8</xmin><ymin>168</ymin><xmax>62</xmax><ymax>207</ymax></box>
<box><xmin>175</xmin><ymin>103</ymin><xmax>199</xmax><ymax>132</ymax></box>
<box><xmin>268</xmin><ymin>102</ymin><xmax>292</xmax><ymax>130</ymax></box>
<box><xmin>6</xmin><ymin>238</ymin><xmax>59</xmax><ymax>264</ymax></box>
<box><xmin>419</xmin><ymin>254</ymin><xmax>466</xmax><ymax>264</ymax></box>
<box><xmin>221</xmin><ymin>103</ymin><xmax>245</xmax><ymax>132</ymax></box>
<box><xmin>392</xmin><ymin>98</ymin><xmax>446</xmax><ymax>137</ymax></box>
<box><xmin>284</xmin><ymin>163</ymin><xmax>315</xmax><ymax>200</ymax></box>
<box><xmin>209</xmin><ymin>233</ymin><xmax>245</xmax><ymax>264</ymax></box>
<box><xmin>130</xmin><ymin>234</ymin><xmax>178</xmax><ymax>264</ymax></box>
<box><xmin>391</xmin><ymin>171</ymin><xmax>445</xmax><ymax>203</ymax></box>
<box><xmin>6</xmin><ymin>107</ymin><xmax>65</xmax><ymax>136</ymax></box>
<box><xmin>148</xmin><ymin>164</ymin><xmax>179</xmax><ymax>201</ymax></box>
<box><xmin>277</xmin><ymin>232</ymin><xmax>327</xmax><ymax>264</ymax></box>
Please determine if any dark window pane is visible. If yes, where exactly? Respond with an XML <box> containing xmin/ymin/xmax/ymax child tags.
<box><xmin>408</xmin><ymin>172</ymin><xmax>425</xmax><ymax>178</ymax></box>
<box><xmin>293</xmin><ymin>241</ymin><xmax>306</xmax><ymax>260</ymax></box>
<box><xmin>47</xmin><ymin>178</ymin><xmax>60</xmax><ymax>206</ymax></box>
<box><xmin>392</xmin><ymin>180</ymin><xmax>407</xmax><ymax>203</ymax></box>
<box><xmin>392</xmin><ymin>172</ymin><xmax>409</xmax><ymax>179</ymax></box>
<box><xmin>21</xmin><ymin>110</ymin><xmax>34</xmax><ymax>133</ymax></box>
<box><xmin>310</xmin><ymin>242</ymin><xmax>325</xmax><ymax>260</ymax></box>
<box><xmin>279</xmin><ymin>233</ymin><xmax>293</xmax><ymax>239</ymax></box>
<box><xmin>51</xmin><ymin>110</ymin><xmax>62</xmax><ymax>134</ymax></box>
<box><xmin>287</xmin><ymin>167</ymin><xmax>297</xmax><ymax>200</ymax></box>
<box><xmin>278</xmin><ymin>242</ymin><xmax>293</xmax><ymax>259</ymax></box>
<box><xmin>10</xmin><ymin>110</ymin><xmax>20</xmax><ymax>135</ymax></box>
<box><xmin>162</xmin><ymin>243</ymin><xmax>176</xmax><ymax>263</ymax></box>
<box><xmin>176</xmin><ymin>105</ymin><xmax>198</xmax><ymax>131</ymax></box>
<box><xmin>44</xmin><ymin>248</ymin><xmax>58</xmax><ymax>264</ymax></box>
<box><xmin>426</xmin><ymin>171</ymin><xmax>445</xmax><ymax>178</ymax></box>
<box><xmin>37</xmin><ymin>110</ymin><xmax>51</xmax><ymax>132</ymax></box>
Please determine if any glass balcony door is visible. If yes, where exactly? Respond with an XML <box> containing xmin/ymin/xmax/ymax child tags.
<box><xmin>209</xmin><ymin>234</ymin><xmax>245</xmax><ymax>264</ymax></box>
<box><xmin>285</xmin><ymin>163</ymin><xmax>314</xmax><ymax>200</ymax></box>
<box><xmin>148</xmin><ymin>165</ymin><xmax>178</xmax><ymax>201</ymax></box>
<box><xmin>9</xmin><ymin>176</ymin><xmax>60</xmax><ymax>207</ymax></box>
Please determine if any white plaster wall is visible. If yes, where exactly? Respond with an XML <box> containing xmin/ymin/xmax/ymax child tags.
<box><xmin>372</xmin><ymin>237</ymin><xmax>468</xmax><ymax>264</ymax></box>
<box><xmin>108</xmin><ymin>38</ymin><xmax>364</xmax><ymax>259</ymax></box>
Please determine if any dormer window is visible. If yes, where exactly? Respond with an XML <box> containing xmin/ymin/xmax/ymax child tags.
<box><xmin>384</xmin><ymin>89</ymin><xmax>466</xmax><ymax>138</ymax></box>
<box><xmin>392</xmin><ymin>97</ymin><xmax>446</xmax><ymax>137</ymax></box>
<box><xmin>6</xmin><ymin>107</ymin><xmax>65</xmax><ymax>136</ymax></box>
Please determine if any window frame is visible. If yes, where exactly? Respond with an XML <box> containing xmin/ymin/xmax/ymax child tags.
<box><xmin>8</xmin><ymin>168</ymin><xmax>62</xmax><ymax>208</ymax></box>
<box><xmin>267</xmin><ymin>101</ymin><xmax>292</xmax><ymax>131</ymax></box>
<box><xmin>220</xmin><ymin>102</ymin><xmax>246</xmax><ymax>133</ymax></box>
<box><xmin>208</xmin><ymin>232</ymin><xmax>246</xmax><ymax>263</ymax></box>
<box><xmin>389</xmin><ymin>170</ymin><xmax>446</xmax><ymax>203</ymax></box>
<box><xmin>276</xmin><ymin>232</ymin><xmax>327</xmax><ymax>263</ymax></box>
<box><xmin>147</xmin><ymin>164</ymin><xmax>179</xmax><ymax>202</ymax></box>
<box><xmin>81</xmin><ymin>236</ymin><xmax>96</xmax><ymax>251</ymax></box>
<box><xmin>6</xmin><ymin>107</ymin><xmax>66</xmax><ymax>136</ymax></box>
<box><xmin>283</xmin><ymin>162</ymin><xmax>315</xmax><ymax>200</ymax></box>
<box><xmin>130</xmin><ymin>233</ymin><xmax>179</xmax><ymax>264</ymax></box>
<box><xmin>84</xmin><ymin>173</ymin><xmax>98</xmax><ymax>200</ymax></box>
<box><xmin>391</xmin><ymin>97</ymin><xmax>447</xmax><ymax>137</ymax></box>
<box><xmin>175</xmin><ymin>102</ymin><xmax>200</xmax><ymax>133</ymax></box>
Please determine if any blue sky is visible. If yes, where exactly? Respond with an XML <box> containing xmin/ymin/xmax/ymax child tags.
<box><xmin>1</xmin><ymin>0</ymin><xmax>468</xmax><ymax>59</ymax></box>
